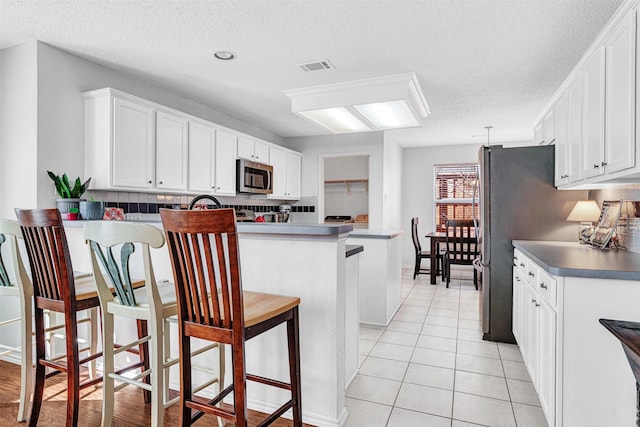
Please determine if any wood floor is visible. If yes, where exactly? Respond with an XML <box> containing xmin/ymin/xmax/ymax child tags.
<box><xmin>0</xmin><ymin>360</ymin><xmax>313</xmax><ymax>427</ymax></box>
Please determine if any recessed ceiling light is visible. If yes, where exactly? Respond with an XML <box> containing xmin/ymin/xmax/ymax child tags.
<box><xmin>214</xmin><ymin>51</ymin><xmax>235</xmax><ymax>61</ymax></box>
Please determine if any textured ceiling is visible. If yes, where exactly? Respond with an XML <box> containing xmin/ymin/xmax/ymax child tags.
<box><xmin>0</xmin><ymin>0</ymin><xmax>623</xmax><ymax>147</ymax></box>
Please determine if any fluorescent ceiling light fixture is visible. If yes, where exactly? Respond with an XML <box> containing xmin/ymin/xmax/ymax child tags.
<box><xmin>299</xmin><ymin>108</ymin><xmax>370</xmax><ymax>133</ymax></box>
<box><xmin>354</xmin><ymin>100</ymin><xmax>420</xmax><ymax>129</ymax></box>
<box><xmin>283</xmin><ymin>73</ymin><xmax>429</xmax><ymax>134</ymax></box>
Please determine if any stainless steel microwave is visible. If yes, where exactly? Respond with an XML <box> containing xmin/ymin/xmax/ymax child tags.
<box><xmin>236</xmin><ymin>159</ymin><xmax>273</xmax><ymax>194</ymax></box>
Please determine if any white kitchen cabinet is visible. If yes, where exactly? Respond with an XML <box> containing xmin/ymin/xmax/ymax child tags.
<box><xmin>554</xmin><ymin>91</ymin><xmax>570</xmax><ymax>187</ymax></box>
<box><xmin>542</xmin><ymin>109</ymin><xmax>555</xmax><ymax>145</ymax></box>
<box><xmin>187</xmin><ymin>122</ymin><xmax>237</xmax><ymax>196</ymax></box>
<box><xmin>605</xmin><ymin>7</ymin><xmax>636</xmax><ymax>175</ymax></box>
<box><xmin>534</xmin><ymin>108</ymin><xmax>556</xmax><ymax>146</ymax></box>
<box><xmin>156</xmin><ymin>110</ymin><xmax>188</xmax><ymax>191</ymax></box>
<box><xmin>268</xmin><ymin>147</ymin><xmax>301</xmax><ymax>200</ymax></box>
<box><xmin>237</xmin><ymin>136</ymin><xmax>269</xmax><ymax>164</ymax></box>
<box><xmin>87</xmin><ymin>90</ymin><xmax>156</xmax><ymax>190</ymax></box>
<box><xmin>214</xmin><ymin>130</ymin><xmax>238</xmax><ymax>195</ymax></box>
<box><xmin>512</xmin><ymin>249</ymin><xmax>557</xmax><ymax>426</ymax></box>
<box><xmin>537</xmin><ymin>297</ymin><xmax>556</xmax><ymax>424</ymax></box>
<box><xmin>580</xmin><ymin>46</ymin><xmax>606</xmax><ymax>179</ymax></box>
<box><xmin>534</xmin><ymin>122</ymin><xmax>544</xmax><ymax>146</ymax></box>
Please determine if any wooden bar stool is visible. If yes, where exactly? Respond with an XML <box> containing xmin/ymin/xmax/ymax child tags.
<box><xmin>160</xmin><ymin>208</ymin><xmax>303</xmax><ymax>427</ymax></box>
<box><xmin>84</xmin><ymin>221</ymin><xmax>224</xmax><ymax>427</ymax></box>
<box><xmin>15</xmin><ymin>208</ymin><xmax>103</xmax><ymax>427</ymax></box>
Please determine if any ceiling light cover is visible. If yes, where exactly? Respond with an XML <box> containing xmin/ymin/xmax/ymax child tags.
<box><xmin>283</xmin><ymin>73</ymin><xmax>429</xmax><ymax>134</ymax></box>
<box><xmin>354</xmin><ymin>100</ymin><xmax>420</xmax><ymax>129</ymax></box>
<box><xmin>299</xmin><ymin>108</ymin><xmax>371</xmax><ymax>133</ymax></box>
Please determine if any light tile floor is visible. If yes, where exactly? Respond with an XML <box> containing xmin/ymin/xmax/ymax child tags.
<box><xmin>345</xmin><ymin>267</ymin><xmax>548</xmax><ymax>427</ymax></box>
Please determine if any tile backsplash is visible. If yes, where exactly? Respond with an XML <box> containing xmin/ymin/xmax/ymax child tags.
<box><xmin>88</xmin><ymin>190</ymin><xmax>316</xmax><ymax>217</ymax></box>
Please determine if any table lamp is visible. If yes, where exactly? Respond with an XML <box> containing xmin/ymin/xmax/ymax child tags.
<box><xmin>566</xmin><ymin>200</ymin><xmax>601</xmax><ymax>243</ymax></box>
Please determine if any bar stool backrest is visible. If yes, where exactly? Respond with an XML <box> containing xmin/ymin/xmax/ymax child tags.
<box><xmin>15</xmin><ymin>208</ymin><xmax>76</xmax><ymax>311</ymax></box>
<box><xmin>160</xmin><ymin>208</ymin><xmax>243</xmax><ymax>333</ymax></box>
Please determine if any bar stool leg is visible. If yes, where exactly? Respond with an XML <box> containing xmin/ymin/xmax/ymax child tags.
<box><xmin>65</xmin><ymin>315</ymin><xmax>81</xmax><ymax>427</ymax></box>
<box><xmin>28</xmin><ymin>308</ymin><xmax>47</xmax><ymax>427</ymax></box>
<box><xmin>17</xmin><ymin>293</ymin><xmax>34</xmax><ymax>421</ymax></box>
<box><xmin>150</xmin><ymin>316</ymin><xmax>164</xmax><ymax>427</ymax></box>
<box><xmin>287</xmin><ymin>307</ymin><xmax>303</xmax><ymax>426</ymax></box>
<box><xmin>636</xmin><ymin>382</ymin><xmax>640</xmax><ymax>427</ymax></box>
<box><xmin>101</xmin><ymin>311</ymin><xmax>115</xmax><ymax>427</ymax></box>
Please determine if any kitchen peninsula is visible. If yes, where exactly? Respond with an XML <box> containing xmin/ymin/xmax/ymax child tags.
<box><xmin>63</xmin><ymin>220</ymin><xmax>357</xmax><ymax>427</ymax></box>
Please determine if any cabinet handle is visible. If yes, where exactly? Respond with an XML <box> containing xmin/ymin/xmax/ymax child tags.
<box><xmin>217</xmin><ymin>187</ymin><xmax>220</xmax><ymax>190</ymax></box>
<box><xmin>531</xmin><ymin>298</ymin><xmax>537</xmax><ymax>304</ymax></box>
<box><xmin>540</xmin><ymin>282</ymin><xmax>547</xmax><ymax>289</ymax></box>
<box><xmin>593</xmin><ymin>164</ymin><xmax>599</xmax><ymax>169</ymax></box>
<box><xmin>147</xmin><ymin>180</ymin><xmax>152</xmax><ymax>184</ymax></box>
<box><xmin>159</xmin><ymin>181</ymin><xmax>163</xmax><ymax>185</ymax></box>
<box><xmin>601</xmin><ymin>161</ymin><xmax>607</xmax><ymax>167</ymax></box>
<box><xmin>515</xmin><ymin>277</ymin><xmax>520</xmax><ymax>282</ymax></box>
<box><xmin>528</xmin><ymin>271</ymin><xmax>535</xmax><ymax>277</ymax></box>
<box><xmin>535</xmin><ymin>302</ymin><xmax>540</xmax><ymax>308</ymax></box>
<box><xmin>520</xmin><ymin>262</ymin><xmax>525</xmax><ymax>267</ymax></box>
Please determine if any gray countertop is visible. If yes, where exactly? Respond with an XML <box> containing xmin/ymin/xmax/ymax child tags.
<box><xmin>64</xmin><ymin>219</ymin><xmax>354</xmax><ymax>236</ymax></box>
<box><xmin>348</xmin><ymin>229</ymin><xmax>404</xmax><ymax>239</ymax></box>
<box><xmin>513</xmin><ymin>240</ymin><xmax>640</xmax><ymax>281</ymax></box>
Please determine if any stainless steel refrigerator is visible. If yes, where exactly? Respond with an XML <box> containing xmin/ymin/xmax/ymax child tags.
<box><xmin>475</xmin><ymin>145</ymin><xmax>587</xmax><ymax>343</ymax></box>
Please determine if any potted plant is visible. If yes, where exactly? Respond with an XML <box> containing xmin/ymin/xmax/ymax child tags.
<box><xmin>47</xmin><ymin>171</ymin><xmax>91</xmax><ymax>216</ymax></box>
<box><xmin>79</xmin><ymin>194</ymin><xmax>105</xmax><ymax>221</ymax></box>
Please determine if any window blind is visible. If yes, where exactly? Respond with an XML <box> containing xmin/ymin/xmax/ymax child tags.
<box><xmin>434</xmin><ymin>163</ymin><xmax>479</xmax><ymax>231</ymax></box>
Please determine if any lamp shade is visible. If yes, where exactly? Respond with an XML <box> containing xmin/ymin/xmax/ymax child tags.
<box><xmin>566</xmin><ymin>200</ymin><xmax>601</xmax><ymax>222</ymax></box>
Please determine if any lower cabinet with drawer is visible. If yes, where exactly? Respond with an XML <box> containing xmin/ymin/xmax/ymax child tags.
<box><xmin>513</xmin><ymin>249</ymin><xmax>556</xmax><ymax>426</ymax></box>
<box><xmin>513</xmin><ymin>243</ymin><xmax>640</xmax><ymax>427</ymax></box>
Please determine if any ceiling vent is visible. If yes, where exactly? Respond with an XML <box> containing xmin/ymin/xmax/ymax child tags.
<box><xmin>298</xmin><ymin>60</ymin><xmax>335</xmax><ymax>72</ymax></box>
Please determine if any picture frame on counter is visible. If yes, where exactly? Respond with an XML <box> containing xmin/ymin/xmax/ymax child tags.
<box><xmin>590</xmin><ymin>200</ymin><xmax>623</xmax><ymax>250</ymax></box>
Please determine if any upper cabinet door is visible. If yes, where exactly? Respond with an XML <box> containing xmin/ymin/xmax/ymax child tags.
<box><xmin>554</xmin><ymin>92</ymin><xmax>569</xmax><ymax>186</ymax></box>
<box><xmin>214</xmin><ymin>130</ymin><xmax>237</xmax><ymax>195</ymax></box>
<box><xmin>237</xmin><ymin>136</ymin><xmax>254</xmax><ymax>160</ymax></box>
<box><xmin>567</xmin><ymin>76</ymin><xmax>583</xmax><ymax>183</ymax></box>
<box><xmin>188</xmin><ymin>121</ymin><xmax>216</xmax><ymax>193</ymax></box>
<box><xmin>605</xmin><ymin>8</ymin><xmax>637</xmax><ymax>174</ymax></box>
<box><xmin>286</xmin><ymin>152</ymin><xmax>301</xmax><ymax>199</ymax></box>
<box><xmin>269</xmin><ymin>147</ymin><xmax>287</xmax><ymax>198</ymax></box>
<box><xmin>112</xmin><ymin>97</ymin><xmax>155</xmax><ymax>189</ymax></box>
<box><xmin>580</xmin><ymin>46</ymin><xmax>606</xmax><ymax>179</ymax></box>
<box><xmin>253</xmin><ymin>141</ymin><xmax>270</xmax><ymax>164</ymax></box>
<box><xmin>542</xmin><ymin>109</ymin><xmax>555</xmax><ymax>145</ymax></box>
<box><xmin>156</xmin><ymin>111</ymin><xmax>188</xmax><ymax>191</ymax></box>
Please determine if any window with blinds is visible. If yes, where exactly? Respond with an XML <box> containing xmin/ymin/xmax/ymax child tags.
<box><xmin>434</xmin><ymin>163</ymin><xmax>479</xmax><ymax>232</ymax></box>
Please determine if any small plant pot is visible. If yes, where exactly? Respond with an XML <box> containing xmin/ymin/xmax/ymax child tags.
<box><xmin>66</xmin><ymin>212</ymin><xmax>79</xmax><ymax>221</ymax></box>
<box><xmin>79</xmin><ymin>201</ymin><xmax>105</xmax><ymax>220</ymax></box>
<box><xmin>56</xmin><ymin>198</ymin><xmax>82</xmax><ymax>215</ymax></box>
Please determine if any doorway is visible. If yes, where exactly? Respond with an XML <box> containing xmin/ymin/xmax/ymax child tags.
<box><xmin>320</xmin><ymin>155</ymin><xmax>370</xmax><ymax>228</ymax></box>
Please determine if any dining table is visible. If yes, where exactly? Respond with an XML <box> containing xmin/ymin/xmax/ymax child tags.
<box><xmin>425</xmin><ymin>231</ymin><xmax>445</xmax><ymax>285</ymax></box>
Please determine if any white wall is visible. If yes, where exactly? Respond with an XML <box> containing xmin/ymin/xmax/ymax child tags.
<box><xmin>3</xmin><ymin>41</ymin><xmax>286</xmax><ymax>213</ymax></box>
<box><xmin>0</xmin><ymin>42</ymin><xmax>39</xmax><ymax>218</ymax></box>
<box><xmin>382</xmin><ymin>135</ymin><xmax>403</xmax><ymax>229</ymax></box>
<box><xmin>401</xmin><ymin>143</ymin><xmax>482</xmax><ymax>267</ymax></box>
<box><xmin>286</xmin><ymin>132</ymin><xmax>385</xmax><ymax>228</ymax></box>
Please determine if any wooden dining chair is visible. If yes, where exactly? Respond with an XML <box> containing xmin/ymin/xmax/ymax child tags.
<box><xmin>443</xmin><ymin>219</ymin><xmax>479</xmax><ymax>289</ymax></box>
<box><xmin>160</xmin><ymin>208</ymin><xmax>302</xmax><ymax>427</ymax></box>
<box><xmin>14</xmin><ymin>208</ymin><xmax>103</xmax><ymax>427</ymax></box>
<box><xmin>411</xmin><ymin>217</ymin><xmax>443</xmax><ymax>280</ymax></box>
<box><xmin>84</xmin><ymin>221</ymin><xmax>224</xmax><ymax>427</ymax></box>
